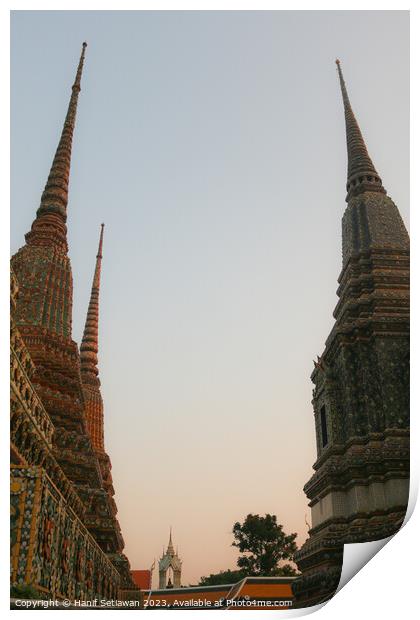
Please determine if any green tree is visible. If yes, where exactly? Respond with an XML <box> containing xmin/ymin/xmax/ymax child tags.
<box><xmin>198</xmin><ymin>569</ymin><xmax>247</xmax><ymax>586</ymax></box>
<box><xmin>232</xmin><ymin>513</ymin><xmax>298</xmax><ymax>576</ymax></box>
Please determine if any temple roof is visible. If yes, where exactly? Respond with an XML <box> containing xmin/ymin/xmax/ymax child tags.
<box><xmin>159</xmin><ymin>554</ymin><xmax>182</xmax><ymax>571</ymax></box>
<box><xmin>144</xmin><ymin>576</ymin><xmax>296</xmax><ymax>608</ymax></box>
<box><xmin>131</xmin><ymin>570</ymin><xmax>152</xmax><ymax>590</ymax></box>
<box><xmin>159</xmin><ymin>528</ymin><xmax>182</xmax><ymax>570</ymax></box>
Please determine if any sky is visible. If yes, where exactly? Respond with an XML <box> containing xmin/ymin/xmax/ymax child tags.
<box><xmin>10</xmin><ymin>11</ymin><xmax>409</xmax><ymax>587</ymax></box>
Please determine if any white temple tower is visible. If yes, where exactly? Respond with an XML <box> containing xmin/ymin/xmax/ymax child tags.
<box><xmin>158</xmin><ymin>529</ymin><xmax>182</xmax><ymax>589</ymax></box>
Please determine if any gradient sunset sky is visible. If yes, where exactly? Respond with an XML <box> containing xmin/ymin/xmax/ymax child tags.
<box><xmin>11</xmin><ymin>11</ymin><xmax>409</xmax><ymax>587</ymax></box>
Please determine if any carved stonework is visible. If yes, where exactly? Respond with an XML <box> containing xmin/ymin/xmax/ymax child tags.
<box><xmin>293</xmin><ymin>61</ymin><xmax>409</xmax><ymax>607</ymax></box>
<box><xmin>10</xmin><ymin>44</ymin><xmax>140</xmax><ymax>602</ymax></box>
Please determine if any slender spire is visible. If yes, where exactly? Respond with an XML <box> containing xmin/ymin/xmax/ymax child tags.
<box><xmin>167</xmin><ymin>527</ymin><xmax>175</xmax><ymax>555</ymax></box>
<box><xmin>335</xmin><ymin>59</ymin><xmax>386</xmax><ymax>201</ymax></box>
<box><xmin>81</xmin><ymin>224</ymin><xmax>104</xmax><ymax>384</ymax></box>
<box><xmin>25</xmin><ymin>42</ymin><xmax>88</xmax><ymax>250</ymax></box>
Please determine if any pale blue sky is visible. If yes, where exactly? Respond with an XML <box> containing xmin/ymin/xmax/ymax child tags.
<box><xmin>11</xmin><ymin>11</ymin><xmax>409</xmax><ymax>585</ymax></box>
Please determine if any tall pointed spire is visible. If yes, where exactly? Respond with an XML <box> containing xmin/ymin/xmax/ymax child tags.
<box><xmin>294</xmin><ymin>62</ymin><xmax>409</xmax><ymax>608</ymax></box>
<box><xmin>81</xmin><ymin>223</ymin><xmax>104</xmax><ymax>385</ymax></box>
<box><xmin>167</xmin><ymin>528</ymin><xmax>175</xmax><ymax>555</ymax></box>
<box><xmin>335</xmin><ymin>59</ymin><xmax>386</xmax><ymax>201</ymax></box>
<box><xmin>25</xmin><ymin>42</ymin><xmax>88</xmax><ymax>250</ymax></box>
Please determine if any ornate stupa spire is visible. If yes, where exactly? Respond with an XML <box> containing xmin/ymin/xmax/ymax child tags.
<box><xmin>80</xmin><ymin>225</ymin><xmax>133</xmax><ymax>560</ymax></box>
<box><xmin>25</xmin><ymin>42</ymin><xmax>88</xmax><ymax>251</ymax></box>
<box><xmin>294</xmin><ymin>61</ymin><xmax>409</xmax><ymax>606</ymax></box>
<box><xmin>11</xmin><ymin>46</ymin><xmax>138</xmax><ymax>580</ymax></box>
<box><xmin>81</xmin><ymin>224</ymin><xmax>104</xmax><ymax>387</ymax></box>
<box><xmin>80</xmin><ymin>224</ymin><xmax>107</xmax><ymax>452</ymax></box>
<box><xmin>335</xmin><ymin>59</ymin><xmax>386</xmax><ymax>201</ymax></box>
<box><xmin>167</xmin><ymin>527</ymin><xmax>175</xmax><ymax>556</ymax></box>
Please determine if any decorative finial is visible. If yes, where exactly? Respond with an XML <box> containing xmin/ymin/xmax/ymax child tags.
<box><xmin>335</xmin><ymin>58</ymin><xmax>340</xmax><ymax>65</ymax></box>
<box><xmin>167</xmin><ymin>527</ymin><xmax>175</xmax><ymax>555</ymax></box>
<box><xmin>97</xmin><ymin>223</ymin><xmax>105</xmax><ymax>259</ymax></box>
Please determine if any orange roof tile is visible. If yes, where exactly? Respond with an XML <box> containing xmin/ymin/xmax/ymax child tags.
<box><xmin>131</xmin><ymin>570</ymin><xmax>152</xmax><ymax>590</ymax></box>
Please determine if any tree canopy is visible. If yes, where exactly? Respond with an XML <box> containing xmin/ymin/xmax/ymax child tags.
<box><xmin>199</xmin><ymin>569</ymin><xmax>247</xmax><ymax>586</ymax></box>
<box><xmin>232</xmin><ymin>513</ymin><xmax>298</xmax><ymax>576</ymax></box>
<box><xmin>198</xmin><ymin>514</ymin><xmax>299</xmax><ymax>585</ymax></box>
